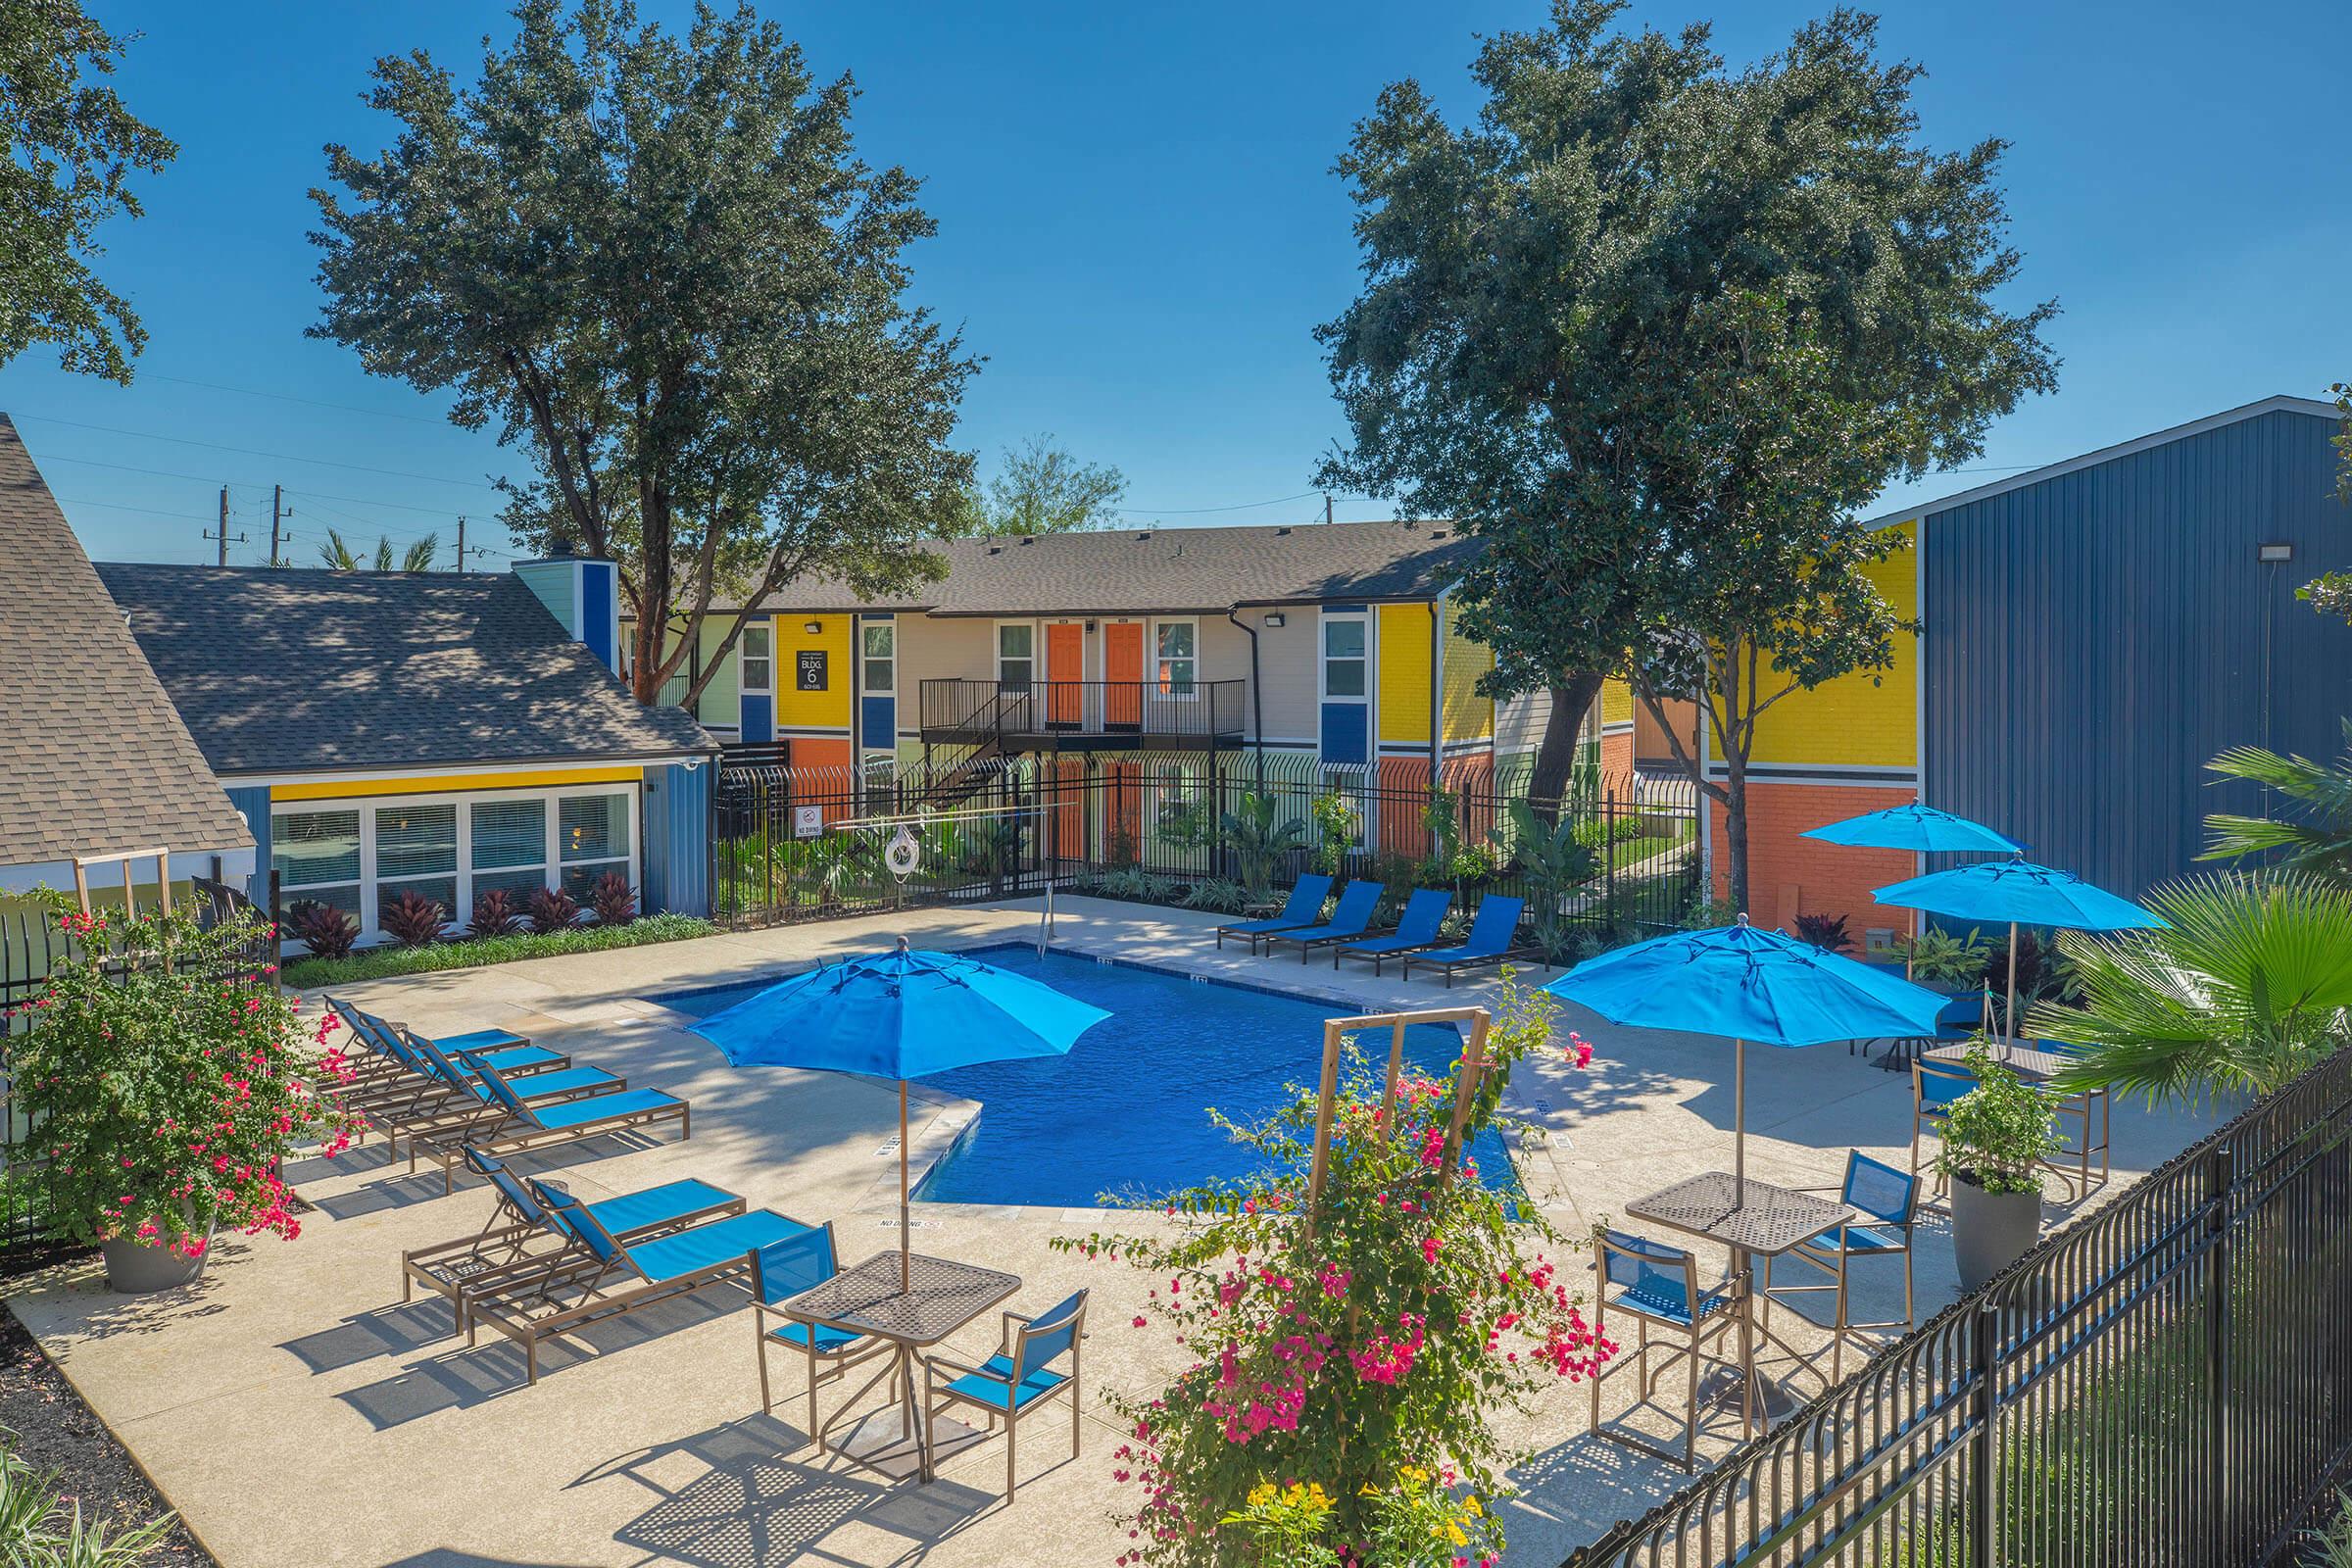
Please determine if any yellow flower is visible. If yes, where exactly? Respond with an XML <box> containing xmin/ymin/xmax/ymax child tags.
<box><xmin>1248</xmin><ymin>1483</ymin><xmax>1276</xmax><ymax>1507</ymax></box>
<box><xmin>1448</xmin><ymin>1525</ymin><xmax>1469</xmax><ymax>1545</ymax></box>
<box><xmin>1463</xmin><ymin>1497</ymin><xmax>1484</xmax><ymax>1518</ymax></box>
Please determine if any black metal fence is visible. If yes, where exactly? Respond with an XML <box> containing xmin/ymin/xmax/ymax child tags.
<box><xmin>1567</xmin><ymin>1044</ymin><xmax>2352</xmax><ymax>1568</ymax></box>
<box><xmin>711</xmin><ymin>748</ymin><xmax>1700</xmax><ymax>945</ymax></box>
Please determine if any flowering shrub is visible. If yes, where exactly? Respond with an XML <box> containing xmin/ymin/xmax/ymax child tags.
<box><xmin>1055</xmin><ymin>979</ymin><xmax>1612</xmax><ymax>1567</ymax></box>
<box><xmin>7</xmin><ymin>904</ymin><xmax>361</xmax><ymax>1260</ymax></box>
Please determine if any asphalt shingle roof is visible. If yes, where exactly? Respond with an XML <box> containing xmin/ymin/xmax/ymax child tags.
<box><xmin>0</xmin><ymin>416</ymin><xmax>253</xmax><ymax>866</ymax></box>
<box><xmin>752</xmin><ymin>518</ymin><xmax>1480</xmax><ymax>614</ymax></box>
<box><xmin>95</xmin><ymin>564</ymin><xmax>718</xmax><ymax>777</ymax></box>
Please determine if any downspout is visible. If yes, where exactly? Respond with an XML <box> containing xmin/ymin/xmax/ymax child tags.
<box><xmin>1225</xmin><ymin>606</ymin><xmax>1266</xmax><ymax>792</ymax></box>
<box><xmin>1428</xmin><ymin>600</ymin><xmax>1443</xmax><ymax>790</ymax></box>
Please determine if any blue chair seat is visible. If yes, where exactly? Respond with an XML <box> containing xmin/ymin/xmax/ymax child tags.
<box><xmin>1614</xmin><ymin>1280</ymin><xmax>1733</xmax><ymax>1327</ymax></box>
<box><xmin>465</xmin><ymin>1044</ymin><xmax>566</xmax><ymax>1074</ymax></box>
<box><xmin>528</xmin><ymin>1088</ymin><xmax>681</xmax><ymax>1130</ymax></box>
<box><xmin>766</xmin><ymin>1319</ymin><xmax>870</xmax><ymax>1354</ymax></box>
<box><xmin>941</xmin><ymin>1352</ymin><xmax>1069</xmax><ymax>1410</ymax></box>
<box><xmin>461</xmin><ymin>1065</ymin><xmax>618</xmax><ymax>1102</ymax></box>
<box><xmin>626</xmin><ymin>1211</ymin><xmax>808</xmax><ymax>1284</ymax></box>
<box><xmin>588</xmin><ymin>1178</ymin><xmax>736</xmax><ymax>1236</ymax></box>
<box><xmin>437</xmin><ymin>1027</ymin><xmax>531</xmax><ymax>1054</ymax></box>
<box><xmin>1803</xmin><ymin>1222</ymin><xmax>1908</xmax><ymax>1254</ymax></box>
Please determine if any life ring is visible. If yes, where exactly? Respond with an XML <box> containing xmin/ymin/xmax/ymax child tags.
<box><xmin>885</xmin><ymin>827</ymin><xmax>921</xmax><ymax>877</ymax></box>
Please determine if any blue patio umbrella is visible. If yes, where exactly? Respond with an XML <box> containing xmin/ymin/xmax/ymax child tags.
<box><xmin>1803</xmin><ymin>806</ymin><xmax>2026</xmax><ymax>977</ymax></box>
<box><xmin>1873</xmin><ymin>858</ymin><xmax>2165</xmax><ymax>1038</ymax></box>
<box><xmin>687</xmin><ymin>938</ymin><xmax>1109</xmax><ymax>1287</ymax></box>
<box><xmin>1546</xmin><ymin>917</ymin><xmax>1947</xmax><ymax>1201</ymax></box>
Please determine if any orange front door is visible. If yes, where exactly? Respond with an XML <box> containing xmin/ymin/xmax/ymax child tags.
<box><xmin>1046</xmin><ymin>622</ymin><xmax>1084</xmax><ymax>726</ymax></box>
<box><xmin>1104</xmin><ymin>622</ymin><xmax>1143</xmax><ymax>728</ymax></box>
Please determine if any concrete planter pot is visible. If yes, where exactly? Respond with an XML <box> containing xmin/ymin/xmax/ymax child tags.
<box><xmin>1949</xmin><ymin>1174</ymin><xmax>2040</xmax><ymax>1292</ymax></box>
<box><xmin>100</xmin><ymin>1228</ymin><xmax>215</xmax><ymax>1294</ymax></box>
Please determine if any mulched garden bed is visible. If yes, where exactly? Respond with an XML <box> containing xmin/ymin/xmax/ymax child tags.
<box><xmin>0</xmin><ymin>1305</ymin><xmax>216</xmax><ymax>1566</ymax></box>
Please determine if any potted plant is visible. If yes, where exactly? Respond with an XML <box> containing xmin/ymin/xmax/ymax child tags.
<box><xmin>1938</xmin><ymin>1040</ymin><xmax>2061</xmax><ymax>1291</ymax></box>
<box><xmin>1896</xmin><ymin>924</ymin><xmax>1994</xmax><ymax>993</ymax></box>
<box><xmin>8</xmin><ymin>903</ymin><xmax>360</xmax><ymax>1293</ymax></box>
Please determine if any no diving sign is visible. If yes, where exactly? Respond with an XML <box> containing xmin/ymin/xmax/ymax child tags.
<box><xmin>792</xmin><ymin>805</ymin><xmax>823</xmax><ymax>839</ymax></box>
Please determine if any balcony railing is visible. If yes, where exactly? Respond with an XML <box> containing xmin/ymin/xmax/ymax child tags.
<box><xmin>918</xmin><ymin>677</ymin><xmax>1247</xmax><ymax>750</ymax></box>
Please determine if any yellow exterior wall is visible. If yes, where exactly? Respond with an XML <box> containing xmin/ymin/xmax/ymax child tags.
<box><xmin>772</xmin><ymin>612</ymin><xmax>854</xmax><ymax>733</ymax></box>
<box><xmin>270</xmin><ymin>765</ymin><xmax>644</xmax><ymax>802</ymax></box>
<box><xmin>1377</xmin><ymin>603</ymin><xmax>1434</xmax><ymax>747</ymax></box>
<box><xmin>1599</xmin><ymin>676</ymin><xmax>1634</xmax><ymax>727</ymax></box>
<box><xmin>1715</xmin><ymin>521</ymin><xmax>1919</xmax><ymax>768</ymax></box>
<box><xmin>1441</xmin><ymin>618</ymin><xmax>1494</xmax><ymax>743</ymax></box>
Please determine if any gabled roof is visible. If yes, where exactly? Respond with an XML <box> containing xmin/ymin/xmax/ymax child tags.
<box><xmin>95</xmin><ymin>564</ymin><xmax>718</xmax><ymax>778</ymax></box>
<box><xmin>1863</xmin><ymin>394</ymin><xmax>2343</xmax><ymax>529</ymax></box>
<box><xmin>0</xmin><ymin>416</ymin><xmax>252</xmax><ymax>867</ymax></box>
<box><xmin>753</xmin><ymin>518</ymin><xmax>1480</xmax><ymax>615</ymax></box>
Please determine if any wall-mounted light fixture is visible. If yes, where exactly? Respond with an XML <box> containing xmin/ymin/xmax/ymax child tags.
<box><xmin>804</xmin><ymin>620</ymin><xmax>823</xmax><ymax>634</ymax></box>
<box><xmin>1085</xmin><ymin>618</ymin><xmax>1098</xmax><ymax>632</ymax></box>
<box><xmin>2258</xmin><ymin>542</ymin><xmax>2294</xmax><ymax>564</ymax></box>
<box><xmin>1264</xmin><ymin>612</ymin><xmax>1286</xmax><ymax>628</ymax></box>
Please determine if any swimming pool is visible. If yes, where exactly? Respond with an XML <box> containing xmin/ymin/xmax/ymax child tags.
<box><xmin>658</xmin><ymin>945</ymin><xmax>1515</xmax><ymax>1209</ymax></box>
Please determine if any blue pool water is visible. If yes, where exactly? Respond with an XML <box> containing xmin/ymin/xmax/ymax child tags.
<box><xmin>659</xmin><ymin>945</ymin><xmax>1516</xmax><ymax>1209</ymax></box>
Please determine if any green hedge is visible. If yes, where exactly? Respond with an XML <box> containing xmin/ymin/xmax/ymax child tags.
<box><xmin>282</xmin><ymin>913</ymin><xmax>717</xmax><ymax>989</ymax></box>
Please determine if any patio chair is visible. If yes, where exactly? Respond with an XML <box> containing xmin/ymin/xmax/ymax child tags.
<box><xmin>751</xmin><ymin>1225</ymin><xmax>894</xmax><ymax>1446</ymax></box>
<box><xmin>463</xmin><ymin>1185</ymin><xmax>812</xmax><ymax>1384</ymax></box>
<box><xmin>1588</xmin><ymin>1228</ymin><xmax>1742</xmax><ymax>1471</ymax></box>
<box><xmin>923</xmin><ymin>1289</ymin><xmax>1089</xmax><ymax>1498</ymax></box>
<box><xmin>407</xmin><ymin>1064</ymin><xmax>691</xmax><ymax>1195</ymax></box>
<box><xmin>362</xmin><ymin>1035</ymin><xmax>628</xmax><ymax>1160</ymax></box>
<box><xmin>1911</xmin><ymin>1058</ymin><xmax>1978</xmax><ymax>1197</ymax></box>
<box><xmin>1869</xmin><ymin>989</ymin><xmax>1988</xmax><ymax>1071</ymax></box>
<box><xmin>400</xmin><ymin>1149</ymin><xmax>744</xmax><ymax>1321</ymax></box>
<box><xmin>2037</xmin><ymin>1040</ymin><xmax>2111</xmax><ymax>1200</ymax></box>
<box><xmin>1330</xmin><ymin>888</ymin><xmax>1453</xmax><ymax>973</ymax></box>
<box><xmin>328</xmin><ymin>999</ymin><xmax>562</xmax><ymax>1079</ymax></box>
<box><xmin>1760</xmin><ymin>1152</ymin><xmax>1918</xmax><ymax>1381</ymax></box>
<box><xmin>1398</xmin><ymin>896</ymin><xmax>1533</xmax><ymax>987</ymax></box>
<box><xmin>1257</xmin><ymin>880</ymin><xmax>1386</xmax><ymax>963</ymax></box>
<box><xmin>1211</xmin><ymin>874</ymin><xmax>1333</xmax><ymax>952</ymax></box>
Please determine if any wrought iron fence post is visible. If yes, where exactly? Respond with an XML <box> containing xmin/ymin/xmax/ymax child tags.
<box><xmin>1604</xmin><ymin>784</ymin><xmax>1618</xmax><ymax>926</ymax></box>
<box><xmin>2207</xmin><ymin>1142</ymin><xmax>2234</xmax><ymax>1557</ymax></box>
<box><xmin>1971</xmin><ymin>1299</ymin><xmax>1999</xmax><ymax>1568</ymax></box>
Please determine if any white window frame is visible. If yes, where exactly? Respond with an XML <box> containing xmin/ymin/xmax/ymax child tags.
<box><xmin>995</xmin><ymin>620</ymin><xmax>1037</xmax><ymax>691</ymax></box>
<box><xmin>861</xmin><ymin>620</ymin><xmax>896</xmax><ymax>695</ymax></box>
<box><xmin>1319</xmin><ymin>610</ymin><xmax>1371</xmax><ymax>705</ymax></box>
<box><xmin>739</xmin><ymin>622</ymin><xmax>773</xmax><ymax>696</ymax></box>
<box><xmin>1150</xmin><ymin>616</ymin><xmax>1200</xmax><ymax>701</ymax></box>
<box><xmin>274</xmin><ymin>781</ymin><xmax>640</xmax><ymax>950</ymax></box>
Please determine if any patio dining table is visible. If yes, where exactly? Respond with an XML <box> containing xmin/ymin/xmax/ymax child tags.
<box><xmin>1921</xmin><ymin>1037</ymin><xmax>2073</xmax><ymax>1082</ymax></box>
<box><xmin>1626</xmin><ymin>1169</ymin><xmax>1854</xmax><ymax>1435</ymax></box>
<box><xmin>775</xmin><ymin>1250</ymin><xmax>1022</xmax><ymax>1483</ymax></box>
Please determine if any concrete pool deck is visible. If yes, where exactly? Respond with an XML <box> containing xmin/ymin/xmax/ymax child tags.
<box><xmin>7</xmin><ymin>898</ymin><xmax>2224</xmax><ymax>1567</ymax></box>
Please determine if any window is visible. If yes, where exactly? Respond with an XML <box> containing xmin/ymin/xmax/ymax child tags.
<box><xmin>1322</xmin><ymin>615</ymin><xmax>1368</xmax><ymax>698</ymax></box>
<box><xmin>862</xmin><ymin>621</ymin><xmax>896</xmax><ymax>694</ymax></box>
<box><xmin>470</xmin><ymin>798</ymin><xmax>548</xmax><ymax>906</ymax></box>
<box><xmin>998</xmin><ymin>623</ymin><xmax>1034</xmax><ymax>690</ymax></box>
<box><xmin>740</xmin><ymin>624</ymin><xmax>772</xmax><ymax>694</ymax></box>
<box><xmin>1154</xmin><ymin>620</ymin><xmax>1197</xmax><ymax>698</ymax></box>
<box><xmin>558</xmin><ymin>791</ymin><xmax>633</xmax><ymax>904</ymax></box>
<box><xmin>374</xmin><ymin>802</ymin><xmax>457</xmax><ymax>931</ymax></box>
<box><xmin>272</xmin><ymin>809</ymin><xmax>362</xmax><ymax>922</ymax></box>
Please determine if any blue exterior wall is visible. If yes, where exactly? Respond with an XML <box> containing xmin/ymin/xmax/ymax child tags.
<box><xmin>580</xmin><ymin>560</ymin><xmax>616</xmax><ymax>671</ymax></box>
<box><xmin>1923</xmin><ymin>407</ymin><xmax>2352</xmax><ymax>900</ymax></box>
<box><xmin>641</xmin><ymin>761</ymin><xmax>711</xmax><ymax>917</ymax></box>
<box><xmin>739</xmin><ymin>694</ymin><xmax>774</xmax><ymax>746</ymax></box>
<box><xmin>225</xmin><ymin>785</ymin><xmax>271</xmax><ymax>906</ymax></box>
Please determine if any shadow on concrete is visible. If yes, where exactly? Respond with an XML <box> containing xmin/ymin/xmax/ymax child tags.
<box><xmin>300</xmin><ymin>1129</ymin><xmax>674</xmax><ymax>1222</ymax></box>
<box><xmin>580</xmin><ymin>1415</ymin><xmax>995</xmax><ymax>1568</ymax></box>
<box><xmin>278</xmin><ymin>1298</ymin><xmax>456</xmax><ymax>1373</ymax></box>
<box><xmin>383</xmin><ymin>1554</ymin><xmax>602</xmax><ymax>1568</ymax></box>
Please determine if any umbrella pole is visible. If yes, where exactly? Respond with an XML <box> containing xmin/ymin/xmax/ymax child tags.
<box><xmin>900</xmin><ymin>1079</ymin><xmax>912</xmax><ymax>1293</ymax></box>
<box><xmin>2005</xmin><ymin>920</ymin><xmax>2020</xmax><ymax>1042</ymax></box>
<box><xmin>1734</xmin><ymin>1039</ymin><xmax>1745</xmax><ymax>1206</ymax></box>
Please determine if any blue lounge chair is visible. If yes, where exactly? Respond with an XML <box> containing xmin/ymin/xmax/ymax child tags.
<box><xmin>329</xmin><ymin>998</ymin><xmax>562</xmax><ymax>1078</ymax></box>
<box><xmin>408</xmin><ymin>1064</ymin><xmax>691</xmax><ymax>1195</ymax></box>
<box><xmin>1331</xmin><ymin>888</ymin><xmax>1454</xmax><ymax>973</ymax></box>
<box><xmin>464</xmin><ymin>1185</ymin><xmax>812</xmax><ymax>1383</ymax></box>
<box><xmin>1259</xmin><ymin>881</ymin><xmax>1387</xmax><ymax>963</ymax></box>
<box><xmin>924</xmin><ymin>1289</ymin><xmax>1090</xmax><ymax>1497</ymax></box>
<box><xmin>1399</xmin><ymin>896</ymin><xmax>1533</xmax><ymax>987</ymax></box>
<box><xmin>355</xmin><ymin>1033</ymin><xmax>626</xmax><ymax>1160</ymax></box>
<box><xmin>1211</xmin><ymin>874</ymin><xmax>1333</xmax><ymax>952</ymax></box>
<box><xmin>752</xmin><ymin>1226</ymin><xmax>892</xmax><ymax>1445</ymax></box>
<box><xmin>400</xmin><ymin>1148</ymin><xmax>745</xmax><ymax>1318</ymax></box>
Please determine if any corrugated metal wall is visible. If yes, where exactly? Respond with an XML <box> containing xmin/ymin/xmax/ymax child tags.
<box><xmin>223</xmin><ymin>784</ymin><xmax>271</xmax><ymax>906</ymax></box>
<box><xmin>641</xmin><ymin>761</ymin><xmax>711</xmax><ymax>917</ymax></box>
<box><xmin>1925</xmin><ymin>408</ymin><xmax>2352</xmax><ymax>899</ymax></box>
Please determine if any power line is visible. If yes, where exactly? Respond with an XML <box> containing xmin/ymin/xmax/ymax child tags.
<box><xmin>140</xmin><ymin>372</ymin><xmax>455</xmax><ymax>426</ymax></box>
<box><xmin>11</xmin><ymin>414</ymin><xmax>506</xmax><ymax>492</ymax></box>
<box><xmin>1114</xmin><ymin>489</ymin><xmax>1326</xmax><ymax>516</ymax></box>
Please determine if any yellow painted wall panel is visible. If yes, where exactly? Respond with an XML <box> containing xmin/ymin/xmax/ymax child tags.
<box><xmin>773</xmin><ymin>612</ymin><xmax>854</xmax><ymax>732</ymax></box>
<box><xmin>1714</xmin><ymin>521</ymin><xmax>1918</xmax><ymax>768</ymax></box>
<box><xmin>1442</xmin><ymin>620</ymin><xmax>1494</xmax><ymax>742</ymax></box>
<box><xmin>271</xmin><ymin>766</ymin><xmax>644</xmax><ymax>802</ymax></box>
<box><xmin>1599</xmin><ymin>677</ymin><xmax>1634</xmax><ymax>726</ymax></box>
<box><xmin>1377</xmin><ymin>604</ymin><xmax>1433</xmax><ymax>746</ymax></box>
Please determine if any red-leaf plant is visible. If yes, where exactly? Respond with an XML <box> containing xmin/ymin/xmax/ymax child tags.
<box><xmin>379</xmin><ymin>890</ymin><xmax>447</xmax><ymax>948</ymax></box>
<box><xmin>528</xmin><ymin>887</ymin><xmax>580</xmax><ymax>934</ymax></box>
<box><xmin>589</xmin><ymin>870</ymin><xmax>637</xmax><ymax>927</ymax></box>
<box><xmin>5</xmin><ymin>903</ymin><xmax>362</xmax><ymax>1261</ymax></box>
<box><xmin>1054</xmin><ymin>978</ymin><xmax>1611</xmax><ymax>1568</ymax></box>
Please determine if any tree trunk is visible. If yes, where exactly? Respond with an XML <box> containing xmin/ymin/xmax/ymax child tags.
<box><xmin>1527</xmin><ymin>673</ymin><xmax>1607</xmax><ymax>818</ymax></box>
<box><xmin>1722</xmin><ymin>750</ymin><xmax>1751</xmax><ymax>919</ymax></box>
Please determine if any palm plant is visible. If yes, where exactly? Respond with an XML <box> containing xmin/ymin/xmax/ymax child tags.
<box><xmin>1221</xmin><ymin>791</ymin><xmax>1308</xmax><ymax>899</ymax></box>
<box><xmin>318</xmin><ymin>528</ymin><xmax>439</xmax><ymax>571</ymax></box>
<box><xmin>2031</xmin><ymin>872</ymin><xmax>2352</xmax><ymax>1106</ymax></box>
<box><xmin>2200</xmin><ymin>718</ymin><xmax>2352</xmax><ymax>879</ymax></box>
<box><xmin>1501</xmin><ymin>797</ymin><xmax>1597</xmax><ymax>961</ymax></box>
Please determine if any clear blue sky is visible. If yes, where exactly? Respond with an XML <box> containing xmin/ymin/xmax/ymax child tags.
<box><xmin>5</xmin><ymin>0</ymin><xmax>2347</xmax><ymax>569</ymax></box>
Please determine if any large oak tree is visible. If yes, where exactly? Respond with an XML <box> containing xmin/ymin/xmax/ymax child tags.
<box><xmin>310</xmin><ymin>0</ymin><xmax>976</xmax><ymax>707</ymax></box>
<box><xmin>1316</xmin><ymin>1</ymin><xmax>2056</xmax><ymax>910</ymax></box>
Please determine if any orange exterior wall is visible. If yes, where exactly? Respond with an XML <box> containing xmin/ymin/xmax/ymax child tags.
<box><xmin>1600</xmin><ymin>729</ymin><xmax>1634</xmax><ymax>780</ymax></box>
<box><xmin>1708</xmin><ymin>780</ymin><xmax>1918</xmax><ymax>936</ymax></box>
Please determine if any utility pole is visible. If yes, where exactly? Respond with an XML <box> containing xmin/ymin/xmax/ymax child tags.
<box><xmin>268</xmin><ymin>484</ymin><xmax>285</xmax><ymax>567</ymax></box>
<box><xmin>456</xmin><ymin>515</ymin><xmax>472</xmax><ymax>572</ymax></box>
<box><xmin>204</xmin><ymin>486</ymin><xmax>248</xmax><ymax>565</ymax></box>
<box><xmin>1324</xmin><ymin>494</ymin><xmax>1335</xmax><ymax>525</ymax></box>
